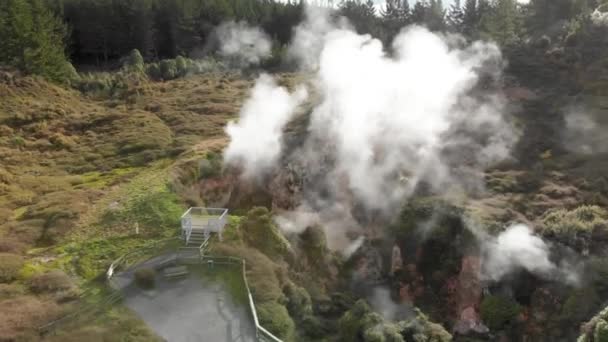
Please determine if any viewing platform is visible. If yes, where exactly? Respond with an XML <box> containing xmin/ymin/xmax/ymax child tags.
<box><xmin>181</xmin><ymin>207</ymin><xmax>228</xmax><ymax>245</ymax></box>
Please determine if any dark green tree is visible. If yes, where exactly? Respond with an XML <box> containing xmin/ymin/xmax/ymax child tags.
<box><xmin>462</xmin><ymin>0</ymin><xmax>478</xmax><ymax>36</ymax></box>
<box><xmin>381</xmin><ymin>0</ymin><xmax>411</xmax><ymax>41</ymax></box>
<box><xmin>427</xmin><ymin>0</ymin><xmax>446</xmax><ymax>31</ymax></box>
<box><xmin>411</xmin><ymin>0</ymin><xmax>429</xmax><ymax>24</ymax></box>
<box><xmin>447</xmin><ymin>0</ymin><xmax>465</xmax><ymax>32</ymax></box>
<box><xmin>479</xmin><ymin>0</ymin><xmax>522</xmax><ymax>46</ymax></box>
<box><xmin>0</xmin><ymin>0</ymin><xmax>73</xmax><ymax>82</ymax></box>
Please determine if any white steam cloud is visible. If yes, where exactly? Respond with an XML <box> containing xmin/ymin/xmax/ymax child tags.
<box><xmin>215</xmin><ymin>21</ymin><xmax>272</xmax><ymax>66</ymax></box>
<box><xmin>224</xmin><ymin>75</ymin><xmax>307</xmax><ymax>178</ymax></box>
<box><xmin>563</xmin><ymin>108</ymin><xmax>608</xmax><ymax>154</ymax></box>
<box><xmin>224</xmin><ymin>6</ymin><xmax>516</xmax><ymax>253</ymax></box>
<box><xmin>480</xmin><ymin>224</ymin><xmax>580</xmax><ymax>285</ymax></box>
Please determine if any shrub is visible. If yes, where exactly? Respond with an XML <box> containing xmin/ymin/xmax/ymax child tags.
<box><xmin>241</xmin><ymin>207</ymin><xmax>290</xmax><ymax>259</ymax></box>
<box><xmin>0</xmin><ymin>296</ymin><xmax>61</xmax><ymax>340</ymax></box>
<box><xmin>160</xmin><ymin>60</ymin><xmax>177</xmax><ymax>80</ymax></box>
<box><xmin>0</xmin><ymin>283</ymin><xmax>24</xmax><ymax>299</ymax></box>
<box><xmin>29</xmin><ymin>270</ymin><xmax>73</xmax><ymax>293</ymax></box>
<box><xmin>283</xmin><ymin>281</ymin><xmax>312</xmax><ymax>320</ymax></box>
<box><xmin>175</xmin><ymin>56</ymin><xmax>189</xmax><ymax>77</ymax></box>
<box><xmin>134</xmin><ymin>268</ymin><xmax>156</xmax><ymax>289</ymax></box>
<box><xmin>124</xmin><ymin>49</ymin><xmax>144</xmax><ymax>73</ymax></box>
<box><xmin>127</xmin><ymin>191</ymin><xmax>183</xmax><ymax>230</ymax></box>
<box><xmin>0</xmin><ymin>239</ymin><xmax>26</xmax><ymax>254</ymax></box>
<box><xmin>338</xmin><ymin>300</ymin><xmax>374</xmax><ymax>340</ymax></box>
<box><xmin>0</xmin><ymin>253</ymin><xmax>24</xmax><ymax>282</ymax></box>
<box><xmin>480</xmin><ymin>295</ymin><xmax>521</xmax><ymax>330</ymax></box>
<box><xmin>212</xmin><ymin>244</ymin><xmax>285</xmax><ymax>303</ymax></box>
<box><xmin>561</xmin><ymin>289</ymin><xmax>599</xmax><ymax>324</ymax></box>
<box><xmin>300</xmin><ymin>315</ymin><xmax>324</xmax><ymax>338</ymax></box>
<box><xmin>595</xmin><ymin>319</ymin><xmax>608</xmax><ymax>342</ymax></box>
<box><xmin>146</xmin><ymin>63</ymin><xmax>161</xmax><ymax>80</ymax></box>
<box><xmin>541</xmin><ymin>205</ymin><xmax>608</xmax><ymax>240</ymax></box>
<box><xmin>199</xmin><ymin>152</ymin><xmax>222</xmax><ymax>179</ymax></box>
<box><xmin>256</xmin><ymin>301</ymin><xmax>295</xmax><ymax>340</ymax></box>
<box><xmin>300</xmin><ymin>225</ymin><xmax>328</xmax><ymax>265</ymax></box>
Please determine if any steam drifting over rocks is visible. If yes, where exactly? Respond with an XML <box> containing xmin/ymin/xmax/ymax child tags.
<box><xmin>225</xmin><ymin>6</ymin><xmax>518</xmax><ymax>253</ymax></box>
<box><xmin>479</xmin><ymin>224</ymin><xmax>581</xmax><ymax>286</ymax></box>
<box><xmin>224</xmin><ymin>74</ymin><xmax>307</xmax><ymax>179</ymax></box>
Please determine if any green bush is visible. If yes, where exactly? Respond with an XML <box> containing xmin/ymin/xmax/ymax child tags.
<box><xmin>283</xmin><ymin>281</ymin><xmax>312</xmax><ymax>320</ymax></box>
<box><xmin>134</xmin><ymin>268</ymin><xmax>156</xmax><ymax>289</ymax></box>
<box><xmin>300</xmin><ymin>314</ymin><xmax>324</xmax><ymax>338</ymax></box>
<box><xmin>29</xmin><ymin>270</ymin><xmax>73</xmax><ymax>293</ymax></box>
<box><xmin>300</xmin><ymin>225</ymin><xmax>328</xmax><ymax>262</ymax></box>
<box><xmin>123</xmin><ymin>191</ymin><xmax>183</xmax><ymax>231</ymax></box>
<box><xmin>541</xmin><ymin>205</ymin><xmax>608</xmax><ymax>240</ymax></box>
<box><xmin>480</xmin><ymin>295</ymin><xmax>521</xmax><ymax>330</ymax></box>
<box><xmin>175</xmin><ymin>56</ymin><xmax>189</xmax><ymax>77</ymax></box>
<box><xmin>0</xmin><ymin>253</ymin><xmax>24</xmax><ymax>282</ymax></box>
<box><xmin>241</xmin><ymin>207</ymin><xmax>289</xmax><ymax>259</ymax></box>
<box><xmin>124</xmin><ymin>49</ymin><xmax>144</xmax><ymax>73</ymax></box>
<box><xmin>257</xmin><ymin>301</ymin><xmax>295</xmax><ymax>340</ymax></box>
<box><xmin>595</xmin><ymin>319</ymin><xmax>608</xmax><ymax>342</ymax></box>
<box><xmin>160</xmin><ymin>59</ymin><xmax>177</xmax><ymax>80</ymax></box>
<box><xmin>338</xmin><ymin>300</ymin><xmax>377</xmax><ymax>341</ymax></box>
<box><xmin>146</xmin><ymin>63</ymin><xmax>161</xmax><ymax>80</ymax></box>
<box><xmin>199</xmin><ymin>152</ymin><xmax>222</xmax><ymax>179</ymax></box>
<box><xmin>561</xmin><ymin>288</ymin><xmax>600</xmax><ymax>324</ymax></box>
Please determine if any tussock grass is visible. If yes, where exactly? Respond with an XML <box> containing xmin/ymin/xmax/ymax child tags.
<box><xmin>0</xmin><ymin>70</ymin><xmax>264</xmax><ymax>338</ymax></box>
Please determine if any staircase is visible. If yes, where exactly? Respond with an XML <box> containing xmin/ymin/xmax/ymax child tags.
<box><xmin>186</xmin><ymin>230</ymin><xmax>208</xmax><ymax>246</ymax></box>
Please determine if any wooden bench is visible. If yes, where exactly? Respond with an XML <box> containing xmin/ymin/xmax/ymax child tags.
<box><xmin>163</xmin><ymin>265</ymin><xmax>189</xmax><ymax>279</ymax></box>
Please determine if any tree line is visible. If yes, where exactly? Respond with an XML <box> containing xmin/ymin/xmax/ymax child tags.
<box><xmin>1</xmin><ymin>0</ymin><xmax>606</xmax><ymax>82</ymax></box>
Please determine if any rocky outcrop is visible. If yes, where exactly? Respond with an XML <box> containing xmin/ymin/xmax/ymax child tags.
<box><xmin>453</xmin><ymin>255</ymin><xmax>489</xmax><ymax>336</ymax></box>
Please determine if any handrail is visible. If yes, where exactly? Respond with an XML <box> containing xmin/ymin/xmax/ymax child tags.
<box><xmin>107</xmin><ymin>237</ymin><xmax>178</xmax><ymax>280</ymax></box>
<box><xmin>196</xmin><ymin>255</ymin><xmax>283</xmax><ymax>342</ymax></box>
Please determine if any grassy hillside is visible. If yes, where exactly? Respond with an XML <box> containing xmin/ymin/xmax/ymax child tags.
<box><xmin>0</xmin><ymin>69</ymin><xmax>252</xmax><ymax>340</ymax></box>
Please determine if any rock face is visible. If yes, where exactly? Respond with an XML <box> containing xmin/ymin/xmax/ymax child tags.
<box><xmin>453</xmin><ymin>256</ymin><xmax>489</xmax><ymax>336</ymax></box>
<box><xmin>390</xmin><ymin>244</ymin><xmax>403</xmax><ymax>276</ymax></box>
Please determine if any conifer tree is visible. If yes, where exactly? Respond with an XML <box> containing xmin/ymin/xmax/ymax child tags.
<box><xmin>462</xmin><ymin>0</ymin><xmax>478</xmax><ymax>36</ymax></box>
<box><xmin>447</xmin><ymin>0</ymin><xmax>465</xmax><ymax>32</ymax></box>
<box><xmin>0</xmin><ymin>0</ymin><xmax>72</xmax><ymax>82</ymax></box>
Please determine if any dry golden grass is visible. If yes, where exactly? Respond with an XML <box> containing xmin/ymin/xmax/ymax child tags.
<box><xmin>0</xmin><ymin>70</ymin><xmax>271</xmax><ymax>338</ymax></box>
<box><xmin>0</xmin><ymin>296</ymin><xmax>62</xmax><ymax>340</ymax></box>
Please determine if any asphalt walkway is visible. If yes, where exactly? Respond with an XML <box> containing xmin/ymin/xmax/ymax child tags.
<box><xmin>114</xmin><ymin>256</ymin><xmax>256</xmax><ymax>342</ymax></box>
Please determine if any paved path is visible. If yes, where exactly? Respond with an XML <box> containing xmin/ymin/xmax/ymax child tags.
<box><xmin>115</xmin><ymin>257</ymin><xmax>256</xmax><ymax>342</ymax></box>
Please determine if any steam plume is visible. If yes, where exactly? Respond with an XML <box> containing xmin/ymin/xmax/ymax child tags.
<box><xmin>479</xmin><ymin>224</ymin><xmax>580</xmax><ymax>285</ymax></box>
<box><xmin>224</xmin><ymin>75</ymin><xmax>307</xmax><ymax>178</ymax></box>
<box><xmin>224</xmin><ymin>7</ymin><xmax>517</xmax><ymax>253</ymax></box>
<box><xmin>215</xmin><ymin>21</ymin><xmax>272</xmax><ymax>66</ymax></box>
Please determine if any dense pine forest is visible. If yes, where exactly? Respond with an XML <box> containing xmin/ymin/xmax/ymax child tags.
<box><xmin>2</xmin><ymin>0</ymin><xmax>607</xmax><ymax>77</ymax></box>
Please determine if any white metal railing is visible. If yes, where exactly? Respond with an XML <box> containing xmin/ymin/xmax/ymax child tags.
<box><xmin>181</xmin><ymin>215</ymin><xmax>192</xmax><ymax>244</ymax></box>
<box><xmin>181</xmin><ymin>207</ymin><xmax>228</xmax><ymax>244</ymax></box>
<box><xmin>195</xmin><ymin>255</ymin><xmax>283</xmax><ymax>342</ymax></box>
